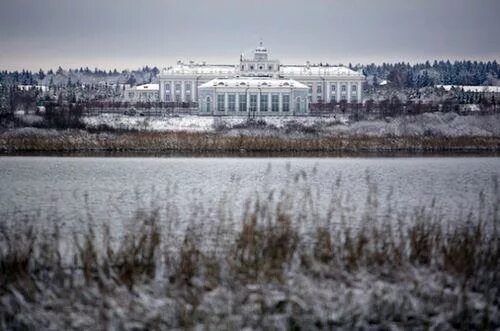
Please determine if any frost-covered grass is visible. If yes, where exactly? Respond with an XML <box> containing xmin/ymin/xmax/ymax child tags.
<box><xmin>3</xmin><ymin>112</ymin><xmax>500</xmax><ymax>153</ymax></box>
<box><xmin>1</xmin><ymin>127</ymin><xmax>499</xmax><ymax>153</ymax></box>
<box><xmin>1</xmin><ymin>177</ymin><xmax>500</xmax><ymax>330</ymax></box>
<box><xmin>82</xmin><ymin>112</ymin><xmax>500</xmax><ymax>137</ymax></box>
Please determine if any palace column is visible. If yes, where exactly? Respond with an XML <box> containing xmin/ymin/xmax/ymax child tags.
<box><xmin>192</xmin><ymin>80</ymin><xmax>196</xmax><ymax>101</ymax></box>
<box><xmin>279</xmin><ymin>92</ymin><xmax>283</xmax><ymax>114</ymax></box>
<box><xmin>323</xmin><ymin>80</ymin><xmax>331</xmax><ymax>102</ymax></box>
<box><xmin>181</xmin><ymin>81</ymin><xmax>186</xmax><ymax>102</ymax></box>
<box><xmin>224</xmin><ymin>92</ymin><xmax>229</xmax><ymax>114</ymax></box>
<box><xmin>257</xmin><ymin>91</ymin><xmax>261</xmax><ymax>113</ymax></box>
<box><xmin>247</xmin><ymin>90</ymin><xmax>250</xmax><ymax>112</ymax></box>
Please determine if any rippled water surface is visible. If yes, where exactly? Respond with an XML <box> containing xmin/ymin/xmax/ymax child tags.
<box><xmin>1</xmin><ymin>156</ymin><xmax>499</xmax><ymax>232</ymax></box>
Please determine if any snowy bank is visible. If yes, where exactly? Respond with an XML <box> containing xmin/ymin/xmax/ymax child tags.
<box><xmin>83</xmin><ymin>114</ymin><xmax>349</xmax><ymax>133</ymax></box>
<box><xmin>82</xmin><ymin>113</ymin><xmax>500</xmax><ymax>138</ymax></box>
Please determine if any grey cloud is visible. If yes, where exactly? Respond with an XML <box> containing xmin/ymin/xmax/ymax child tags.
<box><xmin>0</xmin><ymin>0</ymin><xmax>499</xmax><ymax>70</ymax></box>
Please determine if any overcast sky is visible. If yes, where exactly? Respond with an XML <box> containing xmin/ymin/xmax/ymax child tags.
<box><xmin>1</xmin><ymin>0</ymin><xmax>499</xmax><ymax>71</ymax></box>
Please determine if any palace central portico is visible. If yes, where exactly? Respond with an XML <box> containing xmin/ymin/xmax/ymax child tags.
<box><xmin>157</xmin><ymin>43</ymin><xmax>364</xmax><ymax>114</ymax></box>
<box><xmin>198</xmin><ymin>78</ymin><xmax>309</xmax><ymax>115</ymax></box>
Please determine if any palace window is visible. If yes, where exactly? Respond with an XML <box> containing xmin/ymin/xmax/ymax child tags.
<box><xmin>175</xmin><ymin>82</ymin><xmax>182</xmax><ymax>102</ymax></box>
<box><xmin>165</xmin><ymin>94</ymin><xmax>171</xmax><ymax>102</ymax></box>
<box><xmin>185</xmin><ymin>83</ymin><xmax>191</xmax><ymax>93</ymax></box>
<box><xmin>351</xmin><ymin>84</ymin><xmax>358</xmax><ymax>103</ymax></box>
<box><xmin>308</xmin><ymin>84</ymin><xmax>313</xmax><ymax>94</ymax></box>
<box><xmin>217</xmin><ymin>94</ymin><xmax>225</xmax><ymax>112</ymax></box>
<box><xmin>260</xmin><ymin>94</ymin><xmax>268</xmax><ymax>111</ymax></box>
<box><xmin>282</xmin><ymin>94</ymin><xmax>290</xmax><ymax>112</ymax></box>
<box><xmin>351</xmin><ymin>84</ymin><xmax>358</xmax><ymax>98</ymax></box>
<box><xmin>317</xmin><ymin>84</ymin><xmax>322</xmax><ymax>94</ymax></box>
<box><xmin>249</xmin><ymin>94</ymin><xmax>257</xmax><ymax>112</ymax></box>
<box><xmin>165</xmin><ymin>83</ymin><xmax>171</xmax><ymax>92</ymax></box>
<box><xmin>268</xmin><ymin>65</ymin><xmax>273</xmax><ymax>71</ymax></box>
<box><xmin>331</xmin><ymin>84</ymin><xmax>336</xmax><ymax>92</ymax></box>
<box><xmin>250</xmin><ymin>65</ymin><xmax>254</xmax><ymax>70</ymax></box>
<box><xmin>271</xmin><ymin>94</ymin><xmax>279</xmax><ymax>112</ymax></box>
<box><xmin>241</xmin><ymin>65</ymin><xmax>244</xmax><ymax>70</ymax></box>
<box><xmin>341</xmin><ymin>84</ymin><xmax>347</xmax><ymax>94</ymax></box>
<box><xmin>295</xmin><ymin>97</ymin><xmax>302</xmax><ymax>112</ymax></box>
<box><xmin>185</xmin><ymin>94</ymin><xmax>191</xmax><ymax>103</ymax></box>
<box><xmin>239</xmin><ymin>94</ymin><xmax>247</xmax><ymax>111</ymax></box>
<box><xmin>205</xmin><ymin>96</ymin><xmax>211</xmax><ymax>112</ymax></box>
<box><xmin>228</xmin><ymin>94</ymin><xmax>236</xmax><ymax>111</ymax></box>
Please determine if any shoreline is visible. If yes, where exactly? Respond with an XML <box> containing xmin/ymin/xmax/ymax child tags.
<box><xmin>1</xmin><ymin>149</ymin><xmax>500</xmax><ymax>158</ymax></box>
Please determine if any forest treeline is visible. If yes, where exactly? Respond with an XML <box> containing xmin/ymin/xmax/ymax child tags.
<box><xmin>1</xmin><ymin>60</ymin><xmax>499</xmax><ymax>88</ymax></box>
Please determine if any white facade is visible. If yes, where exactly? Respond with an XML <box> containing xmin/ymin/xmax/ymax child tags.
<box><xmin>123</xmin><ymin>83</ymin><xmax>159</xmax><ymax>102</ymax></box>
<box><xmin>158</xmin><ymin>62</ymin><xmax>236</xmax><ymax>104</ymax></box>
<box><xmin>155</xmin><ymin>43</ymin><xmax>365</xmax><ymax>112</ymax></box>
<box><xmin>198</xmin><ymin>78</ymin><xmax>309</xmax><ymax>115</ymax></box>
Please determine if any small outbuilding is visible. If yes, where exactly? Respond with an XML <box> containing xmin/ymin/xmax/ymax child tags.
<box><xmin>122</xmin><ymin>84</ymin><xmax>159</xmax><ymax>102</ymax></box>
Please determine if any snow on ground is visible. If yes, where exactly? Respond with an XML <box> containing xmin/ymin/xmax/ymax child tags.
<box><xmin>13</xmin><ymin>111</ymin><xmax>44</xmax><ymax>126</ymax></box>
<box><xmin>82</xmin><ymin>113</ymin><xmax>500</xmax><ymax>137</ymax></box>
<box><xmin>83</xmin><ymin>114</ymin><xmax>349</xmax><ymax>133</ymax></box>
<box><xmin>84</xmin><ymin>114</ymin><xmax>213</xmax><ymax>132</ymax></box>
<box><xmin>328</xmin><ymin>112</ymin><xmax>500</xmax><ymax>137</ymax></box>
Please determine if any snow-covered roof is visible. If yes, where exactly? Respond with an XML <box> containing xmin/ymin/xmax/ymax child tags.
<box><xmin>436</xmin><ymin>85</ymin><xmax>500</xmax><ymax>93</ymax></box>
<box><xmin>162</xmin><ymin>64</ymin><xmax>237</xmax><ymax>76</ymax></box>
<box><xmin>134</xmin><ymin>84</ymin><xmax>159</xmax><ymax>91</ymax></box>
<box><xmin>199</xmin><ymin>78</ymin><xmax>308</xmax><ymax>89</ymax></box>
<box><xmin>280</xmin><ymin>65</ymin><xmax>363</xmax><ymax>77</ymax></box>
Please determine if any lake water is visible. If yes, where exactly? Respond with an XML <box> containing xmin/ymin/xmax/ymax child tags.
<box><xmin>1</xmin><ymin>156</ymin><xmax>499</xmax><ymax>235</ymax></box>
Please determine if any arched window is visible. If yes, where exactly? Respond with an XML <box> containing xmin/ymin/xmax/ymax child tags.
<box><xmin>206</xmin><ymin>96</ymin><xmax>211</xmax><ymax>112</ymax></box>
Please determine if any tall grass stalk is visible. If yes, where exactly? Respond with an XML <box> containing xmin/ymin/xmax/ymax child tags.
<box><xmin>1</xmin><ymin>182</ymin><xmax>500</xmax><ymax>329</ymax></box>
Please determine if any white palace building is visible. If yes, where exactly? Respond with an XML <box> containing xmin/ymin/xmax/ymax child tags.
<box><xmin>126</xmin><ymin>43</ymin><xmax>365</xmax><ymax>115</ymax></box>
